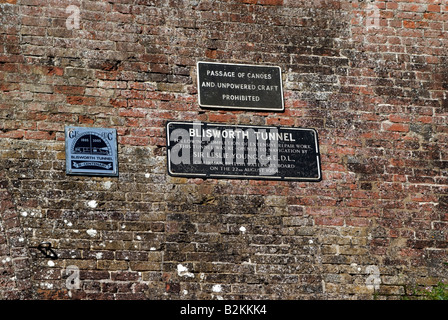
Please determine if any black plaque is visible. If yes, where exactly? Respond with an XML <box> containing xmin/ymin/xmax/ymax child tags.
<box><xmin>166</xmin><ymin>122</ymin><xmax>321</xmax><ymax>181</ymax></box>
<box><xmin>197</xmin><ymin>61</ymin><xmax>284</xmax><ymax>111</ymax></box>
<box><xmin>65</xmin><ymin>126</ymin><xmax>118</xmax><ymax>177</ymax></box>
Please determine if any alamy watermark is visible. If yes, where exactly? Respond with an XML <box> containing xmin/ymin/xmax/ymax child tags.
<box><xmin>365</xmin><ymin>0</ymin><xmax>381</xmax><ymax>30</ymax></box>
<box><xmin>65</xmin><ymin>5</ymin><xmax>80</xmax><ymax>30</ymax></box>
<box><xmin>365</xmin><ymin>265</ymin><xmax>381</xmax><ymax>291</ymax></box>
<box><xmin>65</xmin><ymin>265</ymin><xmax>80</xmax><ymax>290</ymax></box>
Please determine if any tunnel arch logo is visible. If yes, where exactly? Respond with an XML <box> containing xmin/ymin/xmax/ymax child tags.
<box><xmin>71</xmin><ymin>132</ymin><xmax>112</xmax><ymax>156</ymax></box>
<box><xmin>65</xmin><ymin>127</ymin><xmax>118</xmax><ymax>176</ymax></box>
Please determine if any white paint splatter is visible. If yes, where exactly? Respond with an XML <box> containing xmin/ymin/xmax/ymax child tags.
<box><xmin>212</xmin><ymin>284</ymin><xmax>222</xmax><ymax>293</ymax></box>
<box><xmin>177</xmin><ymin>264</ymin><xmax>194</xmax><ymax>278</ymax></box>
<box><xmin>150</xmin><ymin>247</ymin><xmax>156</xmax><ymax>251</ymax></box>
<box><xmin>47</xmin><ymin>260</ymin><xmax>55</xmax><ymax>267</ymax></box>
<box><xmin>239</xmin><ymin>226</ymin><xmax>246</xmax><ymax>233</ymax></box>
<box><xmin>351</xmin><ymin>263</ymin><xmax>362</xmax><ymax>272</ymax></box>
<box><xmin>41</xmin><ymin>282</ymin><xmax>54</xmax><ymax>289</ymax></box>
<box><xmin>21</xmin><ymin>212</ymin><xmax>28</xmax><ymax>217</ymax></box>
<box><xmin>2</xmin><ymin>257</ymin><xmax>11</xmax><ymax>264</ymax></box>
<box><xmin>103</xmin><ymin>181</ymin><xmax>112</xmax><ymax>189</ymax></box>
<box><xmin>145</xmin><ymin>173</ymin><xmax>150</xmax><ymax>178</ymax></box>
<box><xmin>87</xmin><ymin>200</ymin><xmax>98</xmax><ymax>208</ymax></box>
<box><xmin>86</xmin><ymin>229</ymin><xmax>97</xmax><ymax>237</ymax></box>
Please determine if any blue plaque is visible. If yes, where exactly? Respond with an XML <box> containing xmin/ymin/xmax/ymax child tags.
<box><xmin>65</xmin><ymin>126</ymin><xmax>118</xmax><ymax>176</ymax></box>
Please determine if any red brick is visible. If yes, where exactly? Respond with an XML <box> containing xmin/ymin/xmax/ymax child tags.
<box><xmin>0</xmin><ymin>130</ymin><xmax>24</xmax><ymax>139</ymax></box>
<box><xmin>314</xmin><ymin>217</ymin><xmax>344</xmax><ymax>226</ymax></box>
<box><xmin>389</xmin><ymin>114</ymin><xmax>410</xmax><ymax>123</ymax></box>
<box><xmin>79</xmin><ymin>115</ymin><xmax>95</xmax><ymax>124</ymax></box>
<box><xmin>24</xmin><ymin>131</ymin><xmax>56</xmax><ymax>140</ymax></box>
<box><xmin>119</xmin><ymin>136</ymin><xmax>150</xmax><ymax>146</ymax></box>
<box><xmin>45</xmin><ymin>66</ymin><xmax>64</xmax><ymax>76</ymax></box>
<box><xmin>119</xmin><ymin>108</ymin><xmax>146</xmax><ymax>118</ymax></box>
<box><xmin>258</xmin><ymin>0</ymin><xmax>283</xmax><ymax>6</ymax></box>
<box><xmin>346</xmin><ymin>218</ymin><xmax>370</xmax><ymax>227</ymax></box>
<box><xmin>66</xmin><ymin>96</ymin><xmax>96</xmax><ymax>105</ymax></box>
<box><xmin>383</xmin><ymin>122</ymin><xmax>410</xmax><ymax>132</ymax></box>
<box><xmin>109</xmin><ymin>99</ymin><xmax>127</xmax><ymax>108</ymax></box>
<box><xmin>36</xmin><ymin>290</ymin><xmax>70</xmax><ymax>300</ymax></box>
<box><xmin>205</xmin><ymin>49</ymin><xmax>218</xmax><ymax>60</ymax></box>
<box><xmin>55</xmin><ymin>85</ymin><xmax>85</xmax><ymax>95</ymax></box>
<box><xmin>266</xmin><ymin>116</ymin><xmax>295</xmax><ymax>126</ymax></box>
<box><xmin>417</xmin><ymin>116</ymin><xmax>432</xmax><ymax>124</ymax></box>
<box><xmin>208</xmin><ymin>113</ymin><xmax>237</xmax><ymax>123</ymax></box>
<box><xmin>403</xmin><ymin>21</ymin><xmax>416</xmax><ymax>29</ymax></box>
<box><xmin>427</xmin><ymin>4</ymin><xmax>441</xmax><ymax>12</ymax></box>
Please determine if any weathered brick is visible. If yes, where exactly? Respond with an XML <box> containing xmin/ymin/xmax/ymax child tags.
<box><xmin>1</xmin><ymin>0</ymin><xmax>447</xmax><ymax>302</ymax></box>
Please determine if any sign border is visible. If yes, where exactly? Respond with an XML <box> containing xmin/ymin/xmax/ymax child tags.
<box><xmin>197</xmin><ymin>61</ymin><xmax>285</xmax><ymax>112</ymax></box>
<box><xmin>166</xmin><ymin>121</ymin><xmax>322</xmax><ymax>182</ymax></box>
<box><xmin>65</xmin><ymin>126</ymin><xmax>119</xmax><ymax>177</ymax></box>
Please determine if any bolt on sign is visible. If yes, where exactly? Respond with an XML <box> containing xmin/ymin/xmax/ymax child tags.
<box><xmin>197</xmin><ymin>61</ymin><xmax>284</xmax><ymax>111</ymax></box>
<box><xmin>65</xmin><ymin>126</ymin><xmax>118</xmax><ymax>177</ymax></box>
<box><xmin>166</xmin><ymin>121</ymin><xmax>322</xmax><ymax>182</ymax></box>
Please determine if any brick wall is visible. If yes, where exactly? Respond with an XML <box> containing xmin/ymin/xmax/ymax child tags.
<box><xmin>0</xmin><ymin>0</ymin><xmax>447</xmax><ymax>300</ymax></box>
